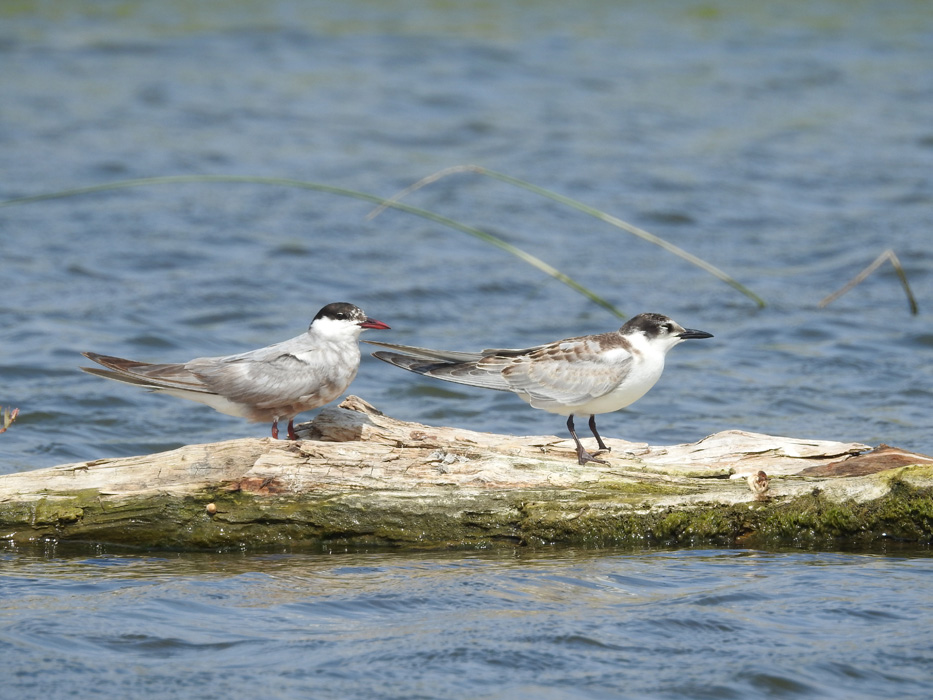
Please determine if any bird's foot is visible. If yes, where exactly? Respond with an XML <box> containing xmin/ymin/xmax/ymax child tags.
<box><xmin>576</xmin><ymin>448</ymin><xmax>610</xmax><ymax>466</ymax></box>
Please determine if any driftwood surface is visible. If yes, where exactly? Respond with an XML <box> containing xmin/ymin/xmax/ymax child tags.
<box><xmin>1</xmin><ymin>396</ymin><xmax>932</xmax><ymax>551</ymax></box>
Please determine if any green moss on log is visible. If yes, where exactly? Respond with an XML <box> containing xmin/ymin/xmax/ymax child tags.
<box><xmin>2</xmin><ymin>477</ymin><xmax>931</xmax><ymax>551</ymax></box>
<box><xmin>750</xmin><ymin>479</ymin><xmax>933</xmax><ymax>547</ymax></box>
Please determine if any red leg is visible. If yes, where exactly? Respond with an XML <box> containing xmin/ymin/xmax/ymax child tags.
<box><xmin>287</xmin><ymin>419</ymin><xmax>298</xmax><ymax>441</ymax></box>
<box><xmin>271</xmin><ymin>419</ymin><xmax>279</xmax><ymax>440</ymax></box>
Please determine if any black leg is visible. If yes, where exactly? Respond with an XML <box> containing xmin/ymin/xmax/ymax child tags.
<box><xmin>588</xmin><ymin>415</ymin><xmax>610</xmax><ymax>453</ymax></box>
<box><xmin>567</xmin><ymin>415</ymin><xmax>609</xmax><ymax>465</ymax></box>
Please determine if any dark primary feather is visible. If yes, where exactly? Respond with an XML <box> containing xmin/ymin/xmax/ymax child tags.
<box><xmin>370</xmin><ymin>350</ymin><xmax>514</xmax><ymax>392</ymax></box>
<box><xmin>364</xmin><ymin>341</ymin><xmax>488</xmax><ymax>364</ymax></box>
<box><xmin>80</xmin><ymin>353</ymin><xmax>213</xmax><ymax>393</ymax></box>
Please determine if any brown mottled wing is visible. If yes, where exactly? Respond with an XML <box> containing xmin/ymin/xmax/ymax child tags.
<box><xmin>484</xmin><ymin>334</ymin><xmax>634</xmax><ymax>410</ymax></box>
<box><xmin>370</xmin><ymin>334</ymin><xmax>634</xmax><ymax>409</ymax></box>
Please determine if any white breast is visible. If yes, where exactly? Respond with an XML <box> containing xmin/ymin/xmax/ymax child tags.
<box><xmin>572</xmin><ymin>357</ymin><xmax>665</xmax><ymax>415</ymax></box>
<box><xmin>548</xmin><ymin>343</ymin><xmax>667</xmax><ymax>417</ymax></box>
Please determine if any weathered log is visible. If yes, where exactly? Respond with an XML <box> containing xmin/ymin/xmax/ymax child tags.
<box><xmin>1</xmin><ymin>396</ymin><xmax>932</xmax><ymax>551</ymax></box>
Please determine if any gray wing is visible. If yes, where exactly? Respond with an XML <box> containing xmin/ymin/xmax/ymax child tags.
<box><xmin>84</xmin><ymin>333</ymin><xmax>349</xmax><ymax>411</ymax></box>
<box><xmin>185</xmin><ymin>335</ymin><xmax>351</xmax><ymax>409</ymax></box>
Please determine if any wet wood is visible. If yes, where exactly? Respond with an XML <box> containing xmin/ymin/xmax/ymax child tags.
<box><xmin>797</xmin><ymin>445</ymin><xmax>933</xmax><ymax>478</ymax></box>
<box><xmin>1</xmin><ymin>396</ymin><xmax>931</xmax><ymax>550</ymax></box>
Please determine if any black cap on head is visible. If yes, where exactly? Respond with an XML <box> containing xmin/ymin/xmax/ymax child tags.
<box><xmin>619</xmin><ymin>313</ymin><xmax>712</xmax><ymax>340</ymax></box>
<box><xmin>313</xmin><ymin>302</ymin><xmax>366</xmax><ymax>323</ymax></box>
<box><xmin>619</xmin><ymin>313</ymin><xmax>674</xmax><ymax>339</ymax></box>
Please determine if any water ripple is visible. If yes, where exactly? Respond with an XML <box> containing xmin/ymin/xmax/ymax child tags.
<box><xmin>1</xmin><ymin>548</ymin><xmax>932</xmax><ymax>697</ymax></box>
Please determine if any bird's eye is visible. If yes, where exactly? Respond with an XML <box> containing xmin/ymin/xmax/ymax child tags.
<box><xmin>664</xmin><ymin>323</ymin><xmax>674</xmax><ymax>333</ymax></box>
<box><xmin>335</xmin><ymin>313</ymin><xmax>347</xmax><ymax>320</ymax></box>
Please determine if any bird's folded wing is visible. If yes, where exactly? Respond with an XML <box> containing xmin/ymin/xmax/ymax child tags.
<box><xmin>492</xmin><ymin>339</ymin><xmax>634</xmax><ymax>407</ymax></box>
<box><xmin>186</xmin><ymin>353</ymin><xmax>326</xmax><ymax>408</ymax></box>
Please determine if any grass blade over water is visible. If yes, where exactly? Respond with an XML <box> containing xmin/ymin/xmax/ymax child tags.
<box><xmin>369</xmin><ymin>164</ymin><xmax>767</xmax><ymax>308</ymax></box>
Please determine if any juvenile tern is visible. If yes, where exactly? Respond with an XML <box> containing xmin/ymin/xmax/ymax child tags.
<box><xmin>367</xmin><ymin>313</ymin><xmax>711</xmax><ymax>464</ymax></box>
<box><xmin>82</xmin><ymin>302</ymin><xmax>390</xmax><ymax>440</ymax></box>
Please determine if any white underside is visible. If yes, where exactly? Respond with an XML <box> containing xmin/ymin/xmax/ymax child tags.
<box><xmin>152</xmin><ymin>387</ymin><xmax>258</xmax><ymax>419</ymax></box>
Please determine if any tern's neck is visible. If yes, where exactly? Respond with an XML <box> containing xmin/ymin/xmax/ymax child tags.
<box><xmin>625</xmin><ymin>332</ymin><xmax>678</xmax><ymax>359</ymax></box>
<box><xmin>308</xmin><ymin>320</ymin><xmax>362</xmax><ymax>344</ymax></box>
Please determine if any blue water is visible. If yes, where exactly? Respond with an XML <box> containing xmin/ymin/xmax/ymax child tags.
<box><xmin>1</xmin><ymin>2</ymin><xmax>933</xmax><ymax>698</ymax></box>
<box><xmin>2</xmin><ymin>547</ymin><xmax>932</xmax><ymax>700</ymax></box>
